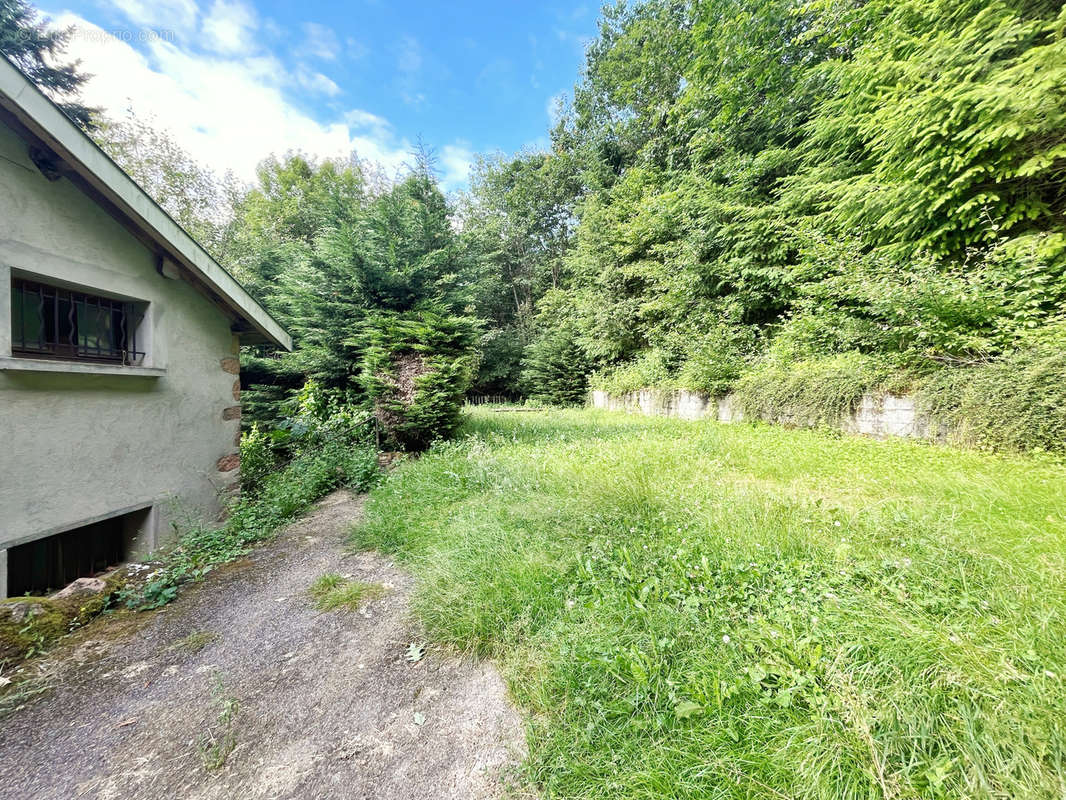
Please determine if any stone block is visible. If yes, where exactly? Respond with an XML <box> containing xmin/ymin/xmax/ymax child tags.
<box><xmin>216</xmin><ymin>453</ymin><xmax>240</xmax><ymax>472</ymax></box>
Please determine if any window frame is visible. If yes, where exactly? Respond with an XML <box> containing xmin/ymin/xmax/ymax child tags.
<box><xmin>9</xmin><ymin>275</ymin><xmax>148</xmax><ymax>367</ymax></box>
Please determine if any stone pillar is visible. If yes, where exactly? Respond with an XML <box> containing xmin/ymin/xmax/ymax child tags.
<box><xmin>218</xmin><ymin>352</ymin><xmax>242</xmax><ymax>515</ymax></box>
<box><xmin>0</xmin><ymin>548</ymin><xmax>8</xmax><ymax>600</ymax></box>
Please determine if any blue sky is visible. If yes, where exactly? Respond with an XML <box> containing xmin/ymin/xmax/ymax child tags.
<box><xmin>42</xmin><ymin>0</ymin><xmax>601</xmax><ymax>189</ymax></box>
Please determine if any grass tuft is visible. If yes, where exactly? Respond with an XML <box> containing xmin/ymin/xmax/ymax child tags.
<box><xmin>197</xmin><ymin>673</ymin><xmax>239</xmax><ymax>771</ymax></box>
<box><xmin>309</xmin><ymin>573</ymin><xmax>385</xmax><ymax>612</ymax></box>
<box><xmin>169</xmin><ymin>630</ymin><xmax>219</xmax><ymax>655</ymax></box>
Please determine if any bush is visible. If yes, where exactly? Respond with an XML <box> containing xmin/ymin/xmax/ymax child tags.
<box><xmin>471</xmin><ymin>326</ymin><xmax>525</xmax><ymax>396</ymax></box>
<box><xmin>588</xmin><ymin>324</ymin><xmax>760</xmax><ymax>398</ymax></box>
<box><xmin>358</xmin><ymin>308</ymin><xmax>477</xmax><ymax>451</ymax></box>
<box><xmin>126</xmin><ymin>433</ymin><xmax>379</xmax><ymax>610</ymax></box>
<box><xmin>919</xmin><ymin>328</ymin><xmax>1066</xmax><ymax>453</ymax></box>
<box><xmin>676</xmin><ymin>323</ymin><xmax>761</xmax><ymax>396</ymax></box>
<box><xmin>589</xmin><ymin>349</ymin><xmax>673</xmax><ymax>396</ymax></box>
<box><xmin>240</xmin><ymin>381</ymin><xmax>374</xmax><ymax>495</ymax></box>
<box><xmin>238</xmin><ymin>423</ymin><xmax>276</xmax><ymax>494</ymax></box>
<box><xmin>521</xmin><ymin>324</ymin><xmax>593</xmax><ymax>405</ymax></box>
<box><xmin>734</xmin><ymin>352</ymin><xmax>893</xmax><ymax>426</ymax></box>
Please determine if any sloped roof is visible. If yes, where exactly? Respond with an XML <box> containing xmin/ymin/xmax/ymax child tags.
<box><xmin>0</xmin><ymin>55</ymin><xmax>291</xmax><ymax>350</ymax></box>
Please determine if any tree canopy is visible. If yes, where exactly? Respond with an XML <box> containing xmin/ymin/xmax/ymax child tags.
<box><xmin>0</xmin><ymin>0</ymin><xmax>95</xmax><ymax>128</ymax></box>
<box><xmin>459</xmin><ymin>0</ymin><xmax>1066</xmax><ymax>409</ymax></box>
<box><xmin>7</xmin><ymin>0</ymin><xmax>1062</xmax><ymax>446</ymax></box>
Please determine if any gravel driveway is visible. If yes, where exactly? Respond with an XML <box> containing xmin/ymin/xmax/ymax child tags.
<box><xmin>0</xmin><ymin>490</ymin><xmax>527</xmax><ymax>800</ymax></box>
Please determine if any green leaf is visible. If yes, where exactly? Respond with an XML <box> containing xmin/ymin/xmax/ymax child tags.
<box><xmin>674</xmin><ymin>700</ymin><xmax>703</xmax><ymax>720</ymax></box>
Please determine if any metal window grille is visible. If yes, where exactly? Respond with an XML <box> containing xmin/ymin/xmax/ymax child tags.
<box><xmin>10</xmin><ymin>278</ymin><xmax>146</xmax><ymax>365</ymax></box>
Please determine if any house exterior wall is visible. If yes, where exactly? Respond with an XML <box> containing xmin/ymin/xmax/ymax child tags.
<box><xmin>0</xmin><ymin>120</ymin><xmax>241</xmax><ymax>587</ymax></box>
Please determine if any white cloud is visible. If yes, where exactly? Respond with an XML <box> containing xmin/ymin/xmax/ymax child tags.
<box><xmin>553</xmin><ymin>27</ymin><xmax>592</xmax><ymax>59</ymax></box>
<box><xmin>546</xmin><ymin>91</ymin><xmax>567</xmax><ymax>126</ymax></box>
<box><xmin>392</xmin><ymin>35</ymin><xmax>426</xmax><ymax>108</ymax></box>
<box><xmin>345</xmin><ymin>36</ymin><xmax>369</xmax><ymax>60</ymax></box>
<box><xmin>395</xmin><ymin>34</ymin><xmax>422</xmax><ymax>73</ymax></box>
<box><xmin>439</xmin><ymin>143</ymin><xmax>474</xmax><ymax>193</ymax></box>
<box><xmin>103</xmin><ymin>0</ymin><xmax>199</xmax><ymax>35</ymax></box>
<box><xmin>523</xmin><ymin>135</ymin><xmax>551</xmax><ymax>154</ymax></box>
<box><xmin>295</xmin><ymin>67</ymin><xmax>342</xmax><ymax>97</ymax></box>
<box><xmin>301</xmin><ymin>22</ymin><xmax>340</xmax><ymax>61</ymax></box>
<box><xmin>51</xmin><ymin>13</ymin><xmax>414</xmax><ymax>182</ymax></box>
<box><xmin>345</xmin><ymin>109</ymin><xmax>391</xmax><ymax>138</ymax></box>
<box><xmin>201</xmin><ymin>0</ymin><xmax>258</xmax><ymax>56</ymax></box>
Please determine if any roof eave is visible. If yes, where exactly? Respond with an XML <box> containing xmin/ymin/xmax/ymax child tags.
<box><xmin>0</xmin><ymin>55</ymin><xmax>292</xmax><ymax>351</ymax></box>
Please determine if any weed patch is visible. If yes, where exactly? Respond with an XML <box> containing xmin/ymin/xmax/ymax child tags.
<box><xmin>197</xmin><ymin>673</ymin><xmax>239</xmax><ymax>771</ymax></box>
<box><xmin>121</xmin><ymin>440</ymin><xmax>379</xmax><ymax>611</ymax></box>
<box><xmin>309</xmin><ymin>573</ymin><xmax>384</xmax><ymax>612</ymax></box>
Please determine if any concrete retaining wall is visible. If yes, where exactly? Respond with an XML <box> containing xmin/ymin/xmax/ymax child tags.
<box><xmin>589</xmin><ymin>389</ymin><xmax>944</xmax><ymax>442</ymax></box>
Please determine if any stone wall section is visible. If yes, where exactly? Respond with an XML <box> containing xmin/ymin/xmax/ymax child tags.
<box><xmin>214</xmin><ymin>336</ymin><xmax>242</xmax><ymax>503</ymax></box>
<box><xmin>590</xmin><ymin>389</ymin><xmax>945</xmax><ymax>443</ymax></box>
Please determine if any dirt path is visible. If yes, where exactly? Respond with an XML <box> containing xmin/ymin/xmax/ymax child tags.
<box><xmin>0</xmin><ymin>491</ymin><xmax>527</xmax><ymax>800</ymax></box>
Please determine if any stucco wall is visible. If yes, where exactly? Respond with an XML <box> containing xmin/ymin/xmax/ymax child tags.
<box><xmin>0</xmin><ymin>121</ymin><xmax>241</xmax><ymax>564</ymax></box>
<box><xmin>589</xmin><ymin>388</ymin><xmax>945</xmax><ymax>442</ymax></box>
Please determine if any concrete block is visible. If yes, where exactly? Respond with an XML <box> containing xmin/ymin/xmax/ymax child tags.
<box><xmin>717</xmin><ymin>394</ymin><xmax>743</xmax><ymax>423</ymax></box>
<box><xmin>677</xmin><ymin>390</ymin><xmax>711</xmax><ymax>420</ymax></box>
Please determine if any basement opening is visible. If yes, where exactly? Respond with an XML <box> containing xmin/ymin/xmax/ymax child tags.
<box><xmin>6</xmin><ymin>508</ymin><xmax>151</xmax><ymax>597</ymax></box>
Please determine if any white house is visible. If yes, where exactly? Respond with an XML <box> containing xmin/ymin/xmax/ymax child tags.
<box><xmin>0</xmin><ymin>56</ymin><xmax>291</xmax><ymax>599</ymax></box>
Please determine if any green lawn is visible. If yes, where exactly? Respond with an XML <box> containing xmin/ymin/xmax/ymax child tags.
<box><xmin>352</xmin><ymin>408</ymin><xmax>1066</xmax><ymax>799</ymax></box>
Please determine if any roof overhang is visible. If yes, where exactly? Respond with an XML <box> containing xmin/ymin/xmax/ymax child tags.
<box><xmin>0</xmin><ymin>55</ymin><xmax>291</xmax><ymax>350</ymax></box>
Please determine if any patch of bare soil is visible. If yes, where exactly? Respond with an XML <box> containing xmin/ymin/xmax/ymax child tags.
<box><xmin>0</xmin><ymin>491</ymin><xmax>528</xmax><ymax>800</ymax></box>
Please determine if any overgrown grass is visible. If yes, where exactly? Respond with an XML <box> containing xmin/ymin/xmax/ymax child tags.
<box><xmin>309</xmin><ymin>573</ymin><xmax>384</xmax><ymax>611</ymax></box>
<box><xmin>353</xmin><ymin>408</ymin><xmax>1066</xmax><ymax>799</ymax></box>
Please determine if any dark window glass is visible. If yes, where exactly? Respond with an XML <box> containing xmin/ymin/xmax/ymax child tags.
<box><xmin>9</xmin><ymin>278</ymin><xmax>145</xmax><ymax>364</ymax></box>
<box><xmin>7</xmin><ymin>519</ymin><xmax>126</xmax><ymax>596</ymax></box>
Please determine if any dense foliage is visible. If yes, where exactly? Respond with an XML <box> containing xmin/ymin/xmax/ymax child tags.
<box><xmin>359</xmin><ymin>309</ymin><xmax>477</xmax><ymax>450</ymax></box>
<box><xmin>457</xmin><ymin>0</ymin><xmax>1066</xmax><ymax>450</ymax></box>
<box><xmin>9</xmin><ymin>0</ymin><xmax>1062</xmax><ymax>450</ymax></box>
<box><xmin>94</xmin><ymin>115</ymin><xmax>241</xmax><ymax>258</ymax></box>
<box><xmin>224</xmin><ymin>154</ymin><xmax>481</xmax><ymax>449</ymax></box>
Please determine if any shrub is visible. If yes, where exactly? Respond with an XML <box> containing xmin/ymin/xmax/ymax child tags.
<box><xmin>471</xmin><ymin>326</ymin><xmax>525</xmax><ymax>396</ymax></box>
<box><xmin>522</xmin><ymin>323</ymin><xmax>593</xmax><ymax>405</ymax></box>
<box><xmin>238</xmin><ymin>423</ymin><xmax>276</xmax><ymax>494</ymax></box>
<box><xmin>590</xmin><ymin>349</ymin><xmax>673</xmax><ymax>396</ymax></box>
<box><xmin>676</xmin><ymin>323</ymin><xmax>760</xmax><ymax>396</ymax></box>
<box><xmin>358</xmin><ymin>308</ymin><xmax>477</xmax><ymax>451</ymax></box>
<box><xmin>919</xmin><ymin>327</ymin><xmax>1066</xmax><ymax>453</ymax></box>
<box><xmin>240</xmin><ymin>381</ymin><xmax>374</xmax><ymax>495</ymax></box>
<box><xmin>734</xmin><ymin>352</ymin><xmax>893</xmax><ymax>426</ymax></box>
<box><xmin>588</xmin><ymin>325</ymin><xmax>760</xmax><ymax>398</ymax></box>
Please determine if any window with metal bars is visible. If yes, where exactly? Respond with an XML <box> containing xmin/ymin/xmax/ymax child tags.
<box><xmin>10</xmin><ymin>277</ymin><xmax>146</xmax><ymax>365</ymax></box>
